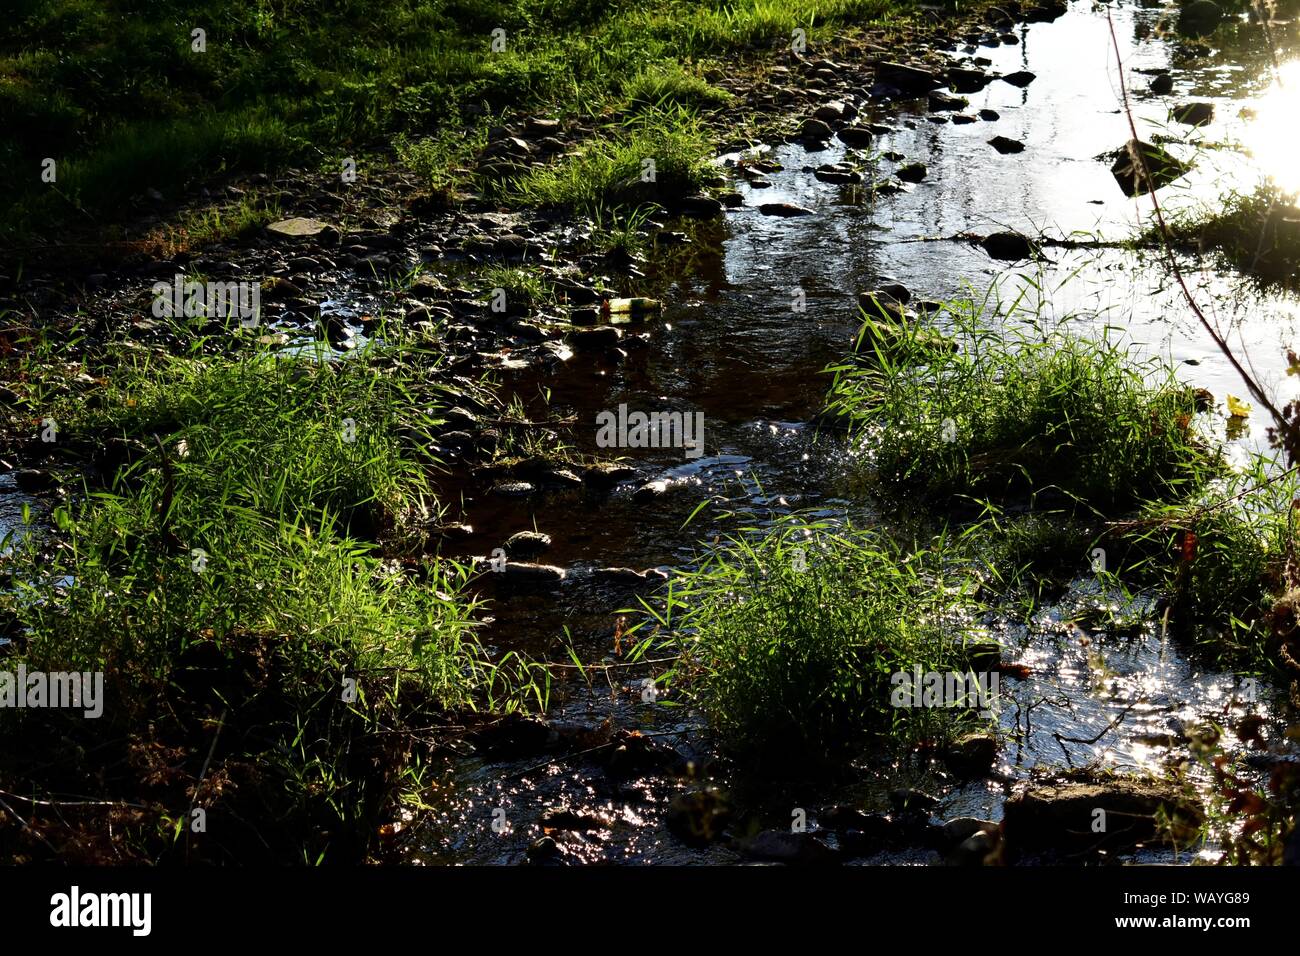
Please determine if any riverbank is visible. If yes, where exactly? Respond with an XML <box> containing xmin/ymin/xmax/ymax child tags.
<box><xmin>3</xmin><ymin>0</ymin><xmax>1300</xmax><ymax>866</ymax></box>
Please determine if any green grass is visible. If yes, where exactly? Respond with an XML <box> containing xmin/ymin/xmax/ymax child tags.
<box><xmin>1157</xmin><ymin>182</ymin><xmax>1300</xmax><ymax>287</ymax></box>
<box><xmin>480</xmin><ymin>263</ymin><xmax>552</xmax><ymax>306</ymax></box>
<box><xmin>621</xmin><ymin>61</ymin><xmax>731</xmax><ymax>112</ymax></box>
<box><xmin>502</xmin><ymin>110</ymin><xmax>714</xmax><ymax>213</ymax></box>
<box><xmin>0</xmin><ymin>0</ymin><xmax>938</xmax><ymax>244</ymax></box>
<box><xmin>638</xmin><ymin>516</ymin><xmax>992</xmax><ymax>770</ymax></box>
<box><xmin>0</xmin><ymin>333</ymin><xmax>542</xmax><ymax>862</ymax></box>
<box><xmin>825</xmin><ymin>295</ymin><xmax>1211</xmax><ymax>512</ymax></box>
<box><xmin>1114</xmin><ymin>457</ymin><xmax>1300</xmax><ymax>667</ymax></box>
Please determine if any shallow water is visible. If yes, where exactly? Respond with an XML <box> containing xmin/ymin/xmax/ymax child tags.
<box><xmin>404</xmin><ymin>0</ymin><xmax>1300</xmax><ymax>864</ymax></box>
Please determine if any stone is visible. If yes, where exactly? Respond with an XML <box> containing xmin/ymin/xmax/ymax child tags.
<box><xmin>1002</xmin><ymin>773</ymin><xmax>1204</xmax><ymax>855</ymax></box>
<box><xmin>896</xmin><ymin>162</ymin><xmax>928</xmax><ymax>183</ymax></box>
<box><xmin>876</xmin><ymin>61</ymin><xmax>944</xmax><ymax>95</ymax></box>
<box><xmin>948</xmin><ymin>67</ymin><xmax>993</xmax><ymax>93</ymax></box>
<box><xmin>928</xmin><ymin>91</ymin><xmax>968</xmax><ymax>111</ymax></box>
<box><xmin>266</xmin><ymin>217</ymin><xmax>329</xmax><ymax>239</ymax></box>
<box><xmin>988</xmin><ymin>135</ymin><xmax>1025</xmax><ymax>154</ymax></box>
<box><xmin>799</xmin><ymin>117</ymin><xmax>834</xmax><ymax>141</ymax></box>
<box><xmin>758</xmin><ymin>202</ymin><xmax>815</xmax><ymax>217</ymax></box>
<box><xmin>1000</xmin><ymin>70</ymin><xmax>1037</xmax><ymax>88</ymax></box>
<box><xmin>981</xmin><ymin>230</ymin><xmax>1037</xmax><ymax>261</ymax></box>
<box><xmin>1177</xmin><ymin>0</ymin><xmax>1223</xmax><ymax>37</ymax></box>
<box><xmin>582</xmin><ymin>462</ymin><xmax>639</xmax><ymax>489</ymax></box>
<box><xmin>837</xmin><ymin>126</ymin><xmax>875</xmax><ymax>147</ymax></box>
<box><xmin>1110</xmin><ymin>138</ymin><xmax>1190</xmax><ymax>196</ymax></box>
<box><xmin>672</xmin><ymin>194</ymin><xmax>724</xmax><ymax>219</ymax></box>
<box><xmin>504</xmin><ymin>530</ymin><xmax>552</xmax><ymax>558</ymax></box>
<box><xmin>1172</xmin><ymin>101</ymin><xmax>1214</xmax><ymax>126</ymax></box>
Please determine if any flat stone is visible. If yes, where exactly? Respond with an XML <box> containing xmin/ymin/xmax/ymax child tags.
<box><xmin>267</xmin><ymin>217</ymin><xmax>329</xmax><ymax>239</ymax></box>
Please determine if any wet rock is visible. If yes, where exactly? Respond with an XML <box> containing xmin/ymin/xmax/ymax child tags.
<box><xmin>569</xmin><ymin>306</ymin><xmax>600</xmax><ymax>326</ymax></box>
<box><xmin>876</xmin><ymin>61</ymin><xmax>944</xmax><ymax>95</ymax></box>
<box><xmin>667</xmin><ymin>788</ymin><xmax>732</xmax><ymax>846</ymax></box>
<box><xmin>1177</xmin><ymin>0</ymin><xmax>1223</xmax><ymax>36</ymax></box>
<box><xmin>540</xmin><ymin>806</ymin><xmax>610</xmax><ymax>832</ymax></box>
<box><xmin>568</xmin><ymin>326</ymin><xmax>623</xmax><ymax>351</ymax></box>
<box><xmin>504</xmin><ymin>530</ymin><xmax>552</xmax><ymax>558</ymax></box>
<box><xmin>14</xmin><ymin>468</ymin><xmax>59</xmax><ymax>493</ymax></box>
<box><xmin>1003</xmin><ymin>772</ymin><xmax>1204</xmax><ymax>855</ymax></box>
<box><xmin>870</xmin><ymin>179</ymin><xmax>907</xmax><ymax>197</ymax></box>
<box><xmin>582</xmin><ymin>461</ymin><xmax>638</xmax><ymax>490</ymax></box>
<box><xmin>1149</xmin><ymin>72</ymin><xmax>1174</xmax><ymax>96</ymax></box>
<box><xmin>758</xmin><ymin>202</ymin><xmax>815</xmax><ymax>217</ymax></box>
<box><xmin>735</xmin><ymin>830</ymin><xmax>841</xmax><ymax>865</ymax></box>
<box><xmin>718</xmin><ymin>190</ymin><xmax>745</xmax><ymax>207</ymax></box>
<box><xmin>544</xmin><ymin>468</ymin><xmax>583</xmax><ymax>489</ymax></box>
<box><xmin>490</xmin><ymin>480</ymin><xmax>536</xmax><ymax>498</ymax></box>
<box><xmin>594</xmin><ymin>567</ymin><xmax>664</xmax><ymax>586</ymax></box>
<box><xmin>878</xmin><ymin>281</ymin><xmax>911</xmax><ymax>304</ymax></box>
<box><xmin>813</xmin><ymin>100</ymin><xmax>854</xmax><ymax>124</ymax></box>
<box><xmin>799</xmin><ymin>117</ymin><xmax>834</xmax><ymax>141</ymax></box>
<box><xmin>981</xmin><ymin>230</ymin><xmax>1038</xmax><ymax>261</ymax></box>
<box><xmin>857</xmin><ymin>289</ymin><xmax>907</xmax><ymax>321</ymax></box>
<box><xmin>1110</xmin><ymin>138</ymin><xmax>1190</xmax><ymax>196</ymax></box>
<box><xmin>944</xmin><ymin>732</ymin><xmax>998</xmax><ymax>779</ymax></box>
<box><xmin>1000</xmin><ymin>70</ymin><xmax>1037</xmax><ymax>88</ymax></box>
<box><xmin>1172</xmin><ymin>101</ymin><xmax>1215</xmax><ymax>126</ymax></box>
<box><xmin>499</xmin><ymin>562</ymin><xmax>567</xmax><ymax>589</ymax></box>
<box><xmin>672</xmin><ymin>194</ymin><xmax>724</xmax><ymax>219</ymax></box>
<box><xmin>928</xmin><ymin>91</ymin><xmax>968</xmax><ymax>112</ymax></box>
<box><xmin>896</xmin><ymin>162</ymin><xmax>928</xmax><ymax>183</ymax></box>
<box><xmin>261</xmin><ymin>276</ymin><xmax>302</xmax><ymax>300</ymax></box>
<box><xmin>951</xmin><ymin>114</ymin><xmax>977</xmax><ymax>125</ymax></box>
<box><xmin>837</xmin><ymin>126</ymin><xmax>875</xmax><ymax>148</ymax></box>
<box><xmin>964</xmin><ymin>639</ymin><xmax>1004</xmax><ymax>671</ymax></box>
<box><xmin>814</xmin><ymin>164</ymin><xmax>863</xmax><ymax>184</ymax></box>
<box><xmin>948</xmin><ymin>66</ymin><xmax>993</xmax><ymax>93</ymax></box>
<box><xmin>1026</xmin><ymin>0</ymin><xmax>1069</xmax><ymax>21</ymax></box>
<box><xmin>819</xmin><ymin>807</ymin><xmax>900</xmax><ymax>854</ymax></box>
<box><xmin>979</xmin><ymin>108</ymin><xmax>1001</xmax><ymax>121</ymax></box>
<box><xmin>988</xmin><ymin>135</ymin><xmax>1025</xmax><ymax>154</ymax></box>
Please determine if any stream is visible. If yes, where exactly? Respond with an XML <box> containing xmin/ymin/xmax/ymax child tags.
<box><xmin>405</xmin><ymin>0</ymin><xmax>1300</xmax><ymax>864</ymax></box>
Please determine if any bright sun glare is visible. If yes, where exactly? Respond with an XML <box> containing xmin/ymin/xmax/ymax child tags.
<box><xmin>1244</xmin><ymin>59</ymin><xmax>1300</xmax><ymax>197</ymax></box>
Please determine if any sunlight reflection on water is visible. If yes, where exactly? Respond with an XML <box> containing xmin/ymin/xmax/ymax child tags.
<box><xmin>1243</xmin><ymin>59</ymin><xmax>1300</xmax><ymax>197</ymax></box>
